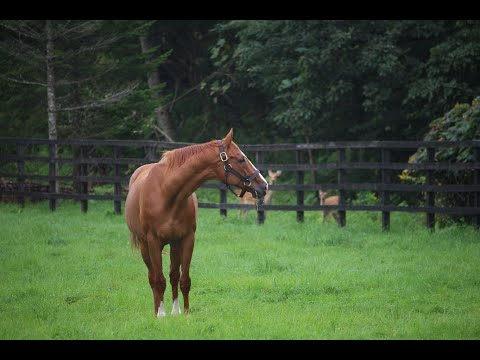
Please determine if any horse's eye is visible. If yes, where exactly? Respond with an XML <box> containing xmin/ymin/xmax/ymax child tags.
<box><xmin>238</xmin><ymin>157</ymin><xmax>246</xmax><ymax>163</ymax></box>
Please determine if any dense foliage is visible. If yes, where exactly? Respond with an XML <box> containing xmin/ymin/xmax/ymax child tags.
<box><xmin>400</xmin><ymin>97</ymin><xmax>480</xmax><ymax>224</ymax></box>
<box><xmin>1</xmin><ymin>20</ymin><xmax>479</xmax><ymax>144</ymax></box>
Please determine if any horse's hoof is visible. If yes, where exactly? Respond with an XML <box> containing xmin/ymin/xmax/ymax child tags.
<box><xmin>157</xmin><ymin>302</ymin><xmax>167</xmax><ymax>318</ymax></box>
<box><xmin>171</xmin><ymin>298</ymin><xmax>182</xmax><ymax>315</ymax></box>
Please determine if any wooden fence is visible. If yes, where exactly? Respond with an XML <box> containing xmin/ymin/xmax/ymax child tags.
<box><xmin>0</xmin><ymin>138</ymin><xmax>479</xmax><ymax>230</ymax></box>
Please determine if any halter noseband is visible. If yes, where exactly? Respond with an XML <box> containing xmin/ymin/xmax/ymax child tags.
<box><xmin>217</xmin><ymin>140</ymin><xmax>261</xmax><ymax>198</ymax></box>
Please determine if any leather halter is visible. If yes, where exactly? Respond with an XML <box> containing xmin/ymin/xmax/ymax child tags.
<box><xmin>217</xmin><ymin>140</ymin><xmax>261</xmax><ymax>198</ymax></box>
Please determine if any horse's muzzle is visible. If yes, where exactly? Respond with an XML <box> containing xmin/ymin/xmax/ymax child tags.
<box><xmin>251</xmin><ymin>183</ymin><xmax>268</xmax><ymax>199</ymax></box>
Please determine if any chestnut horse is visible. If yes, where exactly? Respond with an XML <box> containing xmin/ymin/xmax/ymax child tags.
<box><xmin>125</xmin><ymin>129</ymin><xmax>268</xmax><ymax>317</ymax></box>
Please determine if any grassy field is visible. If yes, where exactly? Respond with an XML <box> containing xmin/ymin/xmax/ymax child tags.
<box><xmin>0</xmin><ymin>200</ymin><xmax>479</xmax><ymax>339</ymax></box>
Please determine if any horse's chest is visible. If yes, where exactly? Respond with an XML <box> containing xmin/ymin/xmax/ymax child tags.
<box><xmin>142</xmin><ymin>210</ymin><xmax>194</xmax><ymax>243</ymax></box>
<box><xmin>140</xmin><ymin>192</ymin><xmax>196</xmax><ymax>242</ymax></box>
<box><xmin>159</xmin><ymin>221</ymin><xmax>190</xmax><ymax>242</ymax></box>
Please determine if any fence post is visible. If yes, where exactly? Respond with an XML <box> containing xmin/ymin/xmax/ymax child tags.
<box><xmin>49</xmin><ymin>142</ymin><xmax>57</xmax><ymax>211</ymax></box>
<box><xmin>474</xmin><ymin>146</ymin><xmax>480</xmax><ymax>229</ymax></box>
<box><xmin>219</xmin><ymin>185</ymin><xmax>227</xmax><ymax>217</ymax></box>
<box><xmin>256</xmin><ymin>150</ymin><xmax>265</xmax><ymax>224</ymax></box>
<box><xmin>16</xmin><ymin>142</ymin><xmax>25</xmax><ymax>207</ymax></box>
<box><xmin>296</xmin><ymin>150</ymin><xmax>304</xmax><ymax>222</ymax></box>
<box><xmin>337</xmin><ymin>148</ymin><xmax>346</xmax><ymax>227</ymax></box>
<box><xmin>426</xmin><ymin>147</ymin><xmax>435</xmax><ymax>230</ymax></box>
<box><xmin>381</xmin><ymin>148</ymin><xmax>391</xmax><ymax>231</ymax></box>
<box><xmin>72</xmin><ymin>145</ymin><xmax>81</xmax><ymax>195</ymax></box>
<box><xmin>113</xmin><ymin>146</ymin><xmax>122</xmax><ymax>215</ymax></box>
<box><xmin>80</xmin><ymin>146</ymin><xmax>88</xmax><ymax>213</ymax></box>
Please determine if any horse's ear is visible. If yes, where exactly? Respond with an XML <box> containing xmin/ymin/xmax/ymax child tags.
<box><xmin>223</xmin><ymin>128</ymin><xmax>234</xmax><ymax>146</ymax></box>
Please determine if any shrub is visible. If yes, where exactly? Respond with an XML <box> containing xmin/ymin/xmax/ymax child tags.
<box><xmin>400</xmin><ymin>96</ymin><xmax>480</xmax><ymax>226</ymax></box>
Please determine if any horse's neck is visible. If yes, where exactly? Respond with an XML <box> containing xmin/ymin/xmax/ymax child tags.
<box><xmin>161</xmin><ymin>150</ymin><xmax>217</xmax><ymax>204</ymax></box>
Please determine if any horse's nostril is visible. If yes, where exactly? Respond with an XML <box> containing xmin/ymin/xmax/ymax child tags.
<box><xmin>261</xmin><ymin>185</ymin><xmax>268</xmax><ymax>197</ymax></box>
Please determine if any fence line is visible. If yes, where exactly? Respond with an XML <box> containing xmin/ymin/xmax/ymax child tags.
<box><xmin>1</xmin><ymin>137</ymin><xmax>479</xmax><ymax>230</ymax></box>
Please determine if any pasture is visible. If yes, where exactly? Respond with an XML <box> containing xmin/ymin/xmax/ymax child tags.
<box><xmin>0</xmin><ymin>200</ymin><xmax>479</xmax><ymax>339</ymax></box>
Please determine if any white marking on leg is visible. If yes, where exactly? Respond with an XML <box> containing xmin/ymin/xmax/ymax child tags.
<box><xmin>157</xmin><ymin>301</ymin><xmax>166</xmax><ymax>318</ymax></box>
<box><xmin>171</xmin><ymin>298</ymin><xmax>181</xmax><ymax>315</ymax></box>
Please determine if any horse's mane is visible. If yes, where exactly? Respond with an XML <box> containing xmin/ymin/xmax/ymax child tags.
<box><xmin>162</xmin><ymin>141</ymin><xmax>216</xmax><ymax>169</ymax></box>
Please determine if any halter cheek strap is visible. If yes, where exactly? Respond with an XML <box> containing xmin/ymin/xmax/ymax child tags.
<box><xmin>217</xmin><ymin>140</ymin><xmax>261</xmax><ymax>198</ymax></box>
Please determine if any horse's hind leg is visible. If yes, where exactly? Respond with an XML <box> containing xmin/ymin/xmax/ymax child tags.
<box><xmin>169</xmin><ymin>244</ymin><xmax>181</xmax><ymax>315</ymax></box>
<box><xmin>144</xmin><ymin>234</ymin><xmax>167</xmax><ymax>318</ymax></box>
<box><xmin>180</xmin><ymin>234</ymin><xmax>195</xmax><ymax>314</ymax></box>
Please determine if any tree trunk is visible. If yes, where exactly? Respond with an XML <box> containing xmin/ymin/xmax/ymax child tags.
<box><xmin>139</xmin><ymin>33</ymin><xmax>175</xmax><ymax>142</ymax></box>
<box><xmin>46</xmin><ymin>20</ymin><xmax>59</xmax><ymax>193</ymax></box>
<box><xmin>70</xmin><ymin>59</ymin><xmax>84</xmax><ymax>194</ymax></box>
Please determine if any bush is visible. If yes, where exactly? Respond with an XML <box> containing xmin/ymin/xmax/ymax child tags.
<box><xmin>400</xmin><ymin>96</ymin><xmax>480</xmax><ymax>226</ymax></box>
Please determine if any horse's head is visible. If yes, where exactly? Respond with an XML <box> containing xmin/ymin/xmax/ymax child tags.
<box><xmin>216</xmin><ymin>128</ymin><xmax>268</xmax><ymax>201</ymax></box>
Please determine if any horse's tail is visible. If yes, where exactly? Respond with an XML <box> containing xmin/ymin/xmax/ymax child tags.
<box><xmin>129</xmin><ymin>231</ymin><xmax>169</xmax><ymax>256</ymax></box>
<box><xmin>129</xmin><ymin>231</ymin><xmax>140</xmax><ymax>249</ymax></box>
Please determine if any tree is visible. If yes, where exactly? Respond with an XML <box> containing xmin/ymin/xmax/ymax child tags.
<box><xmin>209</xmin><ymin>20</ymin><xmax>480</xmax><ymax>142</ymax></box>
<box><xmin>137</xmin><ymin>21</ymin><xmax>175</xmax><ymax>141</ymax></box>
<box><xmin>404</xmin><ymin>20</ymin><xmax>480</xmax><ymax>133</ymax></box>
<box><xmin>0</xmin><ymin>20</ymin><xmax>156</xmax><ymax>193</ymax></box>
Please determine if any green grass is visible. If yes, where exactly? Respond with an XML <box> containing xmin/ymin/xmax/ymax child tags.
<box><xmin>1</xmin><ymin>200</ymin><xmax>479</xmax><ymax>339</ymax></box>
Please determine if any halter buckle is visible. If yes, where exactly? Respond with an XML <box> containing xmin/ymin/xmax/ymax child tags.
<box><xmin>220</xmin><ymin>152</ymin><xmax>228</xmax><ymax>162</ymax></box>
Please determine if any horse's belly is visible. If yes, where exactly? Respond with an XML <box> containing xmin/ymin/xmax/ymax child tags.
<box><xmin>142</xmin><ymin>197</ymin><xmax>197</xmax><ymax>242</ymax></box>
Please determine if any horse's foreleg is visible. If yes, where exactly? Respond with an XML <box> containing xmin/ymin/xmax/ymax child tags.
<box><xmin>180</xmin><ymin>234</ymin><xmax>194</xmax><ymax>314</ymax></box>
<box><xmin>146</xmin><ymin>235</ymin><xmax>167</xmax><ymax>318</ymax></box>
<box><xmin>169</xmin><ymin>245</ymin><xmax>181</xmax><ymax>315</ymax></box>
<box><xmin>139</xmin><ymin>241</ymin><xmax>157</xmax><ymax>316</ymax></box>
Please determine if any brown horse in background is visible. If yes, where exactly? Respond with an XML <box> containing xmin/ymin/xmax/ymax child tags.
<box><xmin>125</xmin><ymin>129</ymin><xmax>268</xmax><ymax>317</ymax></box>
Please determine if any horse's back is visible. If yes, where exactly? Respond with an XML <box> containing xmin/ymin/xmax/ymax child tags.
<box><xmin>128</xmin><ymin>162</ymin><xmax>156</xmax><ymax>189</ymax></box>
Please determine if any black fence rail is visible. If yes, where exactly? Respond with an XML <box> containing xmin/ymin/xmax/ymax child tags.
<box><xmin>0</xmin><ymin>137</ymin><xmax>479</xmax><ymax>230</ymax></box>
